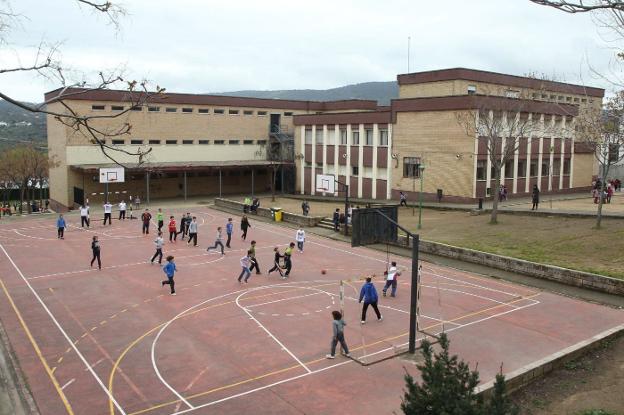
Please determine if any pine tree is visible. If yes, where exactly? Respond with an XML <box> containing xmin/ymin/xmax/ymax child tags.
<box><xmin>401</xmin><ymin>333</ymin><xmax>483</xmax><ymax>415</ymax></box>
<box><xmin>485</xmin><ymin>372</ymin><xmax>519</xmax><ymax>415</ymax></box>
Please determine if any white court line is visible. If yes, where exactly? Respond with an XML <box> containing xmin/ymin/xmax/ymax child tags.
<box><xmin>235</xmin><ymin>288</ymin><xmax>312</xmax><ymax>373</ymax></box>
<box><xmin>84</xmin><ymin>357</ymin><xmax>105</xmax><ymax>372</ymax></box>
<box><xmin>420</xmin><ymin>284</ymin><xmax>520</xmax><ymax>308</ymax></box>
<box><xmin>244</xmin><ymin>291</ymin><xmax>325</xmax><ymax>309</ymax></box>
<box><xmin>422</xmin><ymin>268</ymin><xmax>524</xmax><ymax>298</ymax></box>
<box><xmin>60</xmin><ymin>378</ymin><xmax>75</xmax><ymax>390</ymax></box>
<box><xmin>0</xmin><ymin>243</ymin><xmax>128</xmax><ymax>415</ymax></box>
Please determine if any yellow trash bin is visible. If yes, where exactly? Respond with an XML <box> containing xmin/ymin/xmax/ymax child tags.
<box><xmin>274</xmin><ymin>209</ymin><xmax>283</xmax><ymax>222</ymax></box>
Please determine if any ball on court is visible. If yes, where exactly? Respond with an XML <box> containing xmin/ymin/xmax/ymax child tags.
<box><xmin>321</xmin><ymin>269</ymin><xmax>327</xmax><ymax>275</ymax></box>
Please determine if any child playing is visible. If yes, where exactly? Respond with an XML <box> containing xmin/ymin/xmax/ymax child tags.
<box><xmin>267</xmin><ymin>246</ymin><xmax>284</xmax><ymax>277</ymax></box>
<box><xmin>359</xmin><ymin>277</ymin><xmax>382</xmax><ymax>324</ymax></box>
<box><xmin>238</xmin><ymin>251</ymin><xmax>252</xmax><ymax>283</ymax></box>
<box><xmin>156</xmin><ymin>208</ymin><xmax>164</xmax><ymax>233</ymax></box>
<box><xmin>151</xmin><ymin>232</ymin><xmax>164</xmax><ymax>264</ymax></box>
<box><xmin>283</xmin><ymin>242</ymin><xmax>295</xmax><ymax>279</ymax></box>
<box><xmin>161</xmin><ymin>255</ymin><xmax>177</xmax><ymax>295</ymax></box>
<box><xmin>56</xmin><ymin>214</ymin><xmax>66</xmax><ymax>239</ymax></box>
<box><xmin>206</xmin><ymin>226</ymin><xmax>224</xmax><ymax>254</ymax></box>
<box><xmin>326</xmin><ymin>310</ymin><xmax>350</xmax><ymax>359</ymax></box>
<box><xmin>168</xmin><ymin>216</ymin><xmax>177</xmax><ymax>242</ymax></box>
<box><xmin>90</xmin><ymin>236</ymin><xmax>101</xmax><ymax>269</ymax></box>
<box><xmin>295</xmin><ymin>228</ymin><xmax>306</xmax><ymax>253</ymax></box>
<box><xmin>141</xmin><ymin>209</ymin><xmax>152</xmax><ymax>235</ymax></box>
<box><xmin>382</xmin><ymin>261</ymin><xmax>401</xmax><ymax>298</ymax></box>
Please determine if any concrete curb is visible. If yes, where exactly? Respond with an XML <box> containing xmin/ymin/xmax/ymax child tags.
<box><xmin>476</xmin><ymin>323</ymin><xmax>624</xmax><ymax>398</ymax></box>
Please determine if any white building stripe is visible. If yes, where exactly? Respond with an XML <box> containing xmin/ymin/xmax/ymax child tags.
<box><xmin>372</xmin><ymin>123</ymin><xmax>379</xmax><ymax>199</ymax></box>
<box><xmin>300</xmin><ymin>125</ymin><xmax>305</xmax><ymax>194</ymax></box>
<box><xmin>387</xmin><ymin>124</ymin><xmax>393</xmax><ymax>200</ymax></box>
<box><xmin>358</xmin><ymin>123</ymin><xmax>364</xmax><ymax>198</ymax></box>
<box><xmin>311</xmin><ymin>125</ymin><xmax>316</xmax><ymax>195</ymax></box>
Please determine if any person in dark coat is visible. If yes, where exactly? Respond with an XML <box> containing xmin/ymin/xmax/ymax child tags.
<box><xmin>332</xmin><ymin>208</ymin><xmax>340</xmax><ymax>231</ymax></box>
<box><xmin>531</xmin><ymin>185</ymin><xmax>540</xmax><ymax>211</ymax></box>
<box><xmin>240</xmin><ymin>215</ymin><xmax>251</xmax><ymax>240</ymax></box>
<box><xmin>359</xmin><ymin>277</ymin><xmax>382</xmax><ymax>324</ymax></box>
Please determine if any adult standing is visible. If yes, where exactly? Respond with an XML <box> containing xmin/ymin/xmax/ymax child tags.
<box><xmin>187</xmin><ymin>216</ymin><xmax>199</xmax><ymax>246</ymax></box>
<box><xmin>225</xmin><ymin>218</ymin><xmax>234</xmax><ymax>248</ymax></box>
<box><xmin>283</xmin><ymin>242</ymin><xmax>295</xmax><ymax>279</ymax></box>
<box><xmin>118</xmin><ymin>200</ymin><xmax>127</xmax><ymax>220</ymax></box>
<box><xmin>332</xmin><ymin>208</ymin><xmax>340</xmax><ymax>231</ymax></box>
<box><xmin>295</xmin><ymin>228</ymin><xmax>306</xmax><ymax>253</ymax></box>
<box><xmin>80</xmin><ymin>204</ymin><xmax>90</xmax><ymax>228</ymax></box>
<box><xmin>531</xmin><ymin>185</ymin><xmax>540</xmax><ymax>211</ymax></box>
<box><xmin>141</xmin><ymin>209</ymin><xmax>152</xmax><ymax>235</ymax></box>
<box><xmin>358</xmin><ymin>277</ymin><xmax>382</xmax><ymax>324</ymax></box>
<box><xmin>248</xmin><ymin>240</ymin><xmax>261</xmax><ymax>274</ymax></box>
<box><xmin>90</xmin><ymin>236</ymin><xmax>101</xmax><ymax>269</ymax></box>
<box><xmin>301</xmin><ymin>200</ymin><xmax>310</xmax><ymax>216</ymax></box>
<box><xmin>240</xmin><ymin>215</ymin><xmax>251</xmax><ymax>240</ymax></box>
<box><xmin>56</xmin><ymin>214</ymin><xmax>66</xmax><ymax>239</ymax></box>
<box><xmin>103</xmin><ymin>201</ymin><xmax>113</xmax><ymax>225</ymax></box>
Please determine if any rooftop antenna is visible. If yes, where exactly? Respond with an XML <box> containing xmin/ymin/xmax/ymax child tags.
<box><xmin>407</xmin><ymin>36</ymin><xmax>411</xmax><ymax>73</ymax></box>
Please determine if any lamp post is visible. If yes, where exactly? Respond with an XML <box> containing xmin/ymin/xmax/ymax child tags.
<box><xmin>418</xmin><ymin>163</ymin><xmax>425</xmax><ymax>230</ymax></box>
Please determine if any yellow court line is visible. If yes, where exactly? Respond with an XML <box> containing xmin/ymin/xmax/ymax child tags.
<box><xmin>0</xmin><ymin>279</ymin><xmax>74</xmax><ymax>415</ymax></box>
<box><xmin>108</xmin><ymin>282</ymin><xmax>337</xmax><ymax>415</ymax></box>
<box><xmin>124</xmin><ymin>292</ymin><xmax>541</xmax><ymax>415</ymax></box>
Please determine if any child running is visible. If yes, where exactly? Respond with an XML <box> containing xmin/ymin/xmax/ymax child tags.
<box><xmin>295</xmin><ymin>228</ymin><xmax>306</xmax><ymax>253</ymax></box>
<box><xmin>237</xmin><ymin>251</ymin><xmax>252</xmax><ymax>283</ymax></box>
<box><xmin>326</xmin><ymin>310</ymin><xmax>350</xmax><ymax>359</ymax></box>
<box><xmin>161</xmin><ymin>255</ymin><xmax>177</xmax><ymax>295</ymax></box>
<box><xmin>267</xmin><ymin>247</ymin><xmax>284</xmax><ymax>277</ymax></box>
<box><xmin>168</xmin><ymin>216</ymin><xmax>177</xmax><ymax>242</ymax></box>
<box><xmin>359</xmin><ymin>277</ymin><xmax>383</xmax><ymax>324</ymax></box>
<box><xmin>283</xmin><ymin>242</ymin><xmax>295</xmax><ymax>279</ymax></box>
<box><xmin>249</xmin><ymin>240</ymin><xmax>261</xmax><ymax>274</ymax></box>
<box><xmin>56</xmin><ymin>214</ymin><xmax>66</xmax><ymax>239</ymax></box>
<box><xmin>151</xmin><ymin>232</ymin><xmax>164</xmax><ymax>264</ymax></box>
<box><xmin>206</xmin><ymin>226</ymin><xmax>225</xmax><ymax>254</ymax></box>
<box><xmin>90</xmin><ymin>236</ymin><xmax>101</xmax><ymax>269</ymax></box>
<box><xmin>187</xmin><ymin>216</ymin><xmax>198</xmax><ymax>246</ymax></box>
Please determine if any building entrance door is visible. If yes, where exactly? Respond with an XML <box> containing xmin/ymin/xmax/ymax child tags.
<box><xmin>270</xmin><ymin>114</ymin><xmax>281</xmax><ymax>133</ymax></box>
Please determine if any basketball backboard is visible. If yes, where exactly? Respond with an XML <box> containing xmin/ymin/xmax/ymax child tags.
<box><xmin>315</xmin><ymin>174</ymin><xmax>335</xmax><ymax>193</ymax></box>
<box><xmin>99</xmin><ymin>167</ymin><xmax>125</xmax><ymax>183</ymax></box>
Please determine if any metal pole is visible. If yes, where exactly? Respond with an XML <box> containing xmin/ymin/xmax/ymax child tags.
<box><xmin>409</xmin><ymin>234</ymin><xmax>419</xmax><ymax>354</ymax></box>
<box><xmin>281</xmin><ymin>166</ymin><xmax>285</xmax><ymax>195</ymax></box>
<box><xmin>344</xmin><ymin>183</ymin><xmax>349</xmax><ymax>236</ymax></box>
<box><xmin>146</xmin><ymin>171</ymin><xmax>150</xmax><ymax>206</ymax></box>
<box><xmin>219</xmin><ymin>168</ymin><xmax>222</xmax><ymax>198</ymax></box>
<box><xmin>412</xmin><ymin>176</ymin><xmax>416</xmax><ymax>216</ymax></box>
<box><xmin>183</xmin><ymin>171</ymin><xmax>187</xmax><ymax>201</ymax></box>
<box><xmin>251</xmin><ymin>169</ymin><xmax>255</xmax><ymax>198</ymax></box>
<box><xmin>105</xmin><ymin>182</ymin><xmax>109</xmax><ymax>204</ymax></box>
<box><xmin>418</xmin><ymin>168</ymin><xmax>424</xmax><ymax>229</ymax></box>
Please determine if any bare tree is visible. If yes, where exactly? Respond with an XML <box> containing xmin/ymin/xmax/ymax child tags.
<box><xmin>0</xmin><ymin>146</ymin><xmax>34</xmax><ymax>213</ymax></box>
<box><xmin>255</xmin><ymin>138</ymin><xmax>294</xmax><ymax>202</ymax></box>
<box><xmin>575</xmin><ymin>92</ymin><xmax>624</xmax><ymax>227</ymax></box>
<box><xmin>530</xmin><ymin>1</ymin><xmax>624</xmax><ymax>13</ymax></box>
<box><xmin>0</xmin><ymin>1</ymin><xmax>164</xmax><ymax>166</ymax></box>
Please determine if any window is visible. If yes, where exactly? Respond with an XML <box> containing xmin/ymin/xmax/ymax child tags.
<box><xmin>166</xmin><ymin>140</ymin><xmax>178</xmax><ymax>145</ymax></box>
<box><xmin>91</xmin><ymin>105</ymin><xmax>105</xmax><ymax>110</ymax></box>
<box><xmin>476</xmin><ymin>160</ymin><xmax>486</xmax><ymax>180</ymax></box>
<box><xmin>566</xmin><ymin>96</ymin><xmax>572</xmax><ymax>102</ymax></box>
<box><xmin>563</xmin><ymin>158</ymin><xmax>571</xmax><ymax>175</ymax></box>
<box><xmin>148</xmin><ymin>139</ymin><xmax>161</xmax><ymax>145</ymax></box>
<box><xmin>148</xmin><ymin>106</ymin><xmax>160</xmax><ymax>112</ymax></box>
<box><xmin>327</xmin><ymin>130</ymin><xmax>336</xmax><ymax>145</ymax></box>
<box><xmin>182</xmin><ymin>140</ymin><xmax>194</xmax><ymax>145</ymax></box>
<box><xmin>541</xmin><ymin>94</ymin><xmax>547</xmax><ymax>99</ymax></box>
<box><xmin>229</xmin><ymin>109</ymin><xmax>239</xmax><ymax>115</ymax></box>
<box><xmin>112</xmin><ymin>139</ymin><xmax>124</xmax><ymax>145</ymax></box>
<box><xmin>552</xmin><ymin>159</ymin><xmax>561</xmax><ymax>176</ymax></box>
<box><xmin>379</xmin><ymin>130</ymin><xmax>388</xmax><ymax>146</ymax></box>
<box><xmin>352</xmin><ymin>166</ymin><xmax>359</xmax><ymax>175</ymax></box>
<box><xmin>340</xmin><ymin>129</ymin><xmax>347</xmax><ymax>145</ymax></box>
<box><xmin>403</xmin><ymin>157</ymin><xmax>421</xmax><ymax>178</ymax></box>
<box><xmin>111</xmin><ymin>105</ymin><xmax>124</xmax><ymax>111</ymax></box>
<box><xmin>131</xmin><ymin>106</ymin><xmax>142</xmax><ymax>111</ymax></box>
<box><xmin>198</xmin><ymin>108</ymin><xmax>209</xmax><ymax>114</ymax></box>
<box><xmin>243</xmin><ymin>140</ymin><xmax>254</xmax><ymax>145</ymax></box>
<box><xmin>257</xmin><ymin>140</ymin><xmax>267</xmax><ymax>145</ymax></box>
<box><xmin>467</xmin><ymin>85</ymin><xmax>477</xmax><ymax>95</ymax></box>
<box><xmin>244</xmin><ymin>110</ymin><xmax>254</xmax><ymax>115</ymax></box>
<box><xmin>214</xmin><ymin>140</ymin><xmax>225</xmax><ymax>144</ymax></box>
<box><xmin>532</xmin><ymin>93</ymin><xmax>538</xmax><ymax>99</ymax></box>
<box><xmin>182</xmin><ymin>108</ymin><xmax>193</xmax><ymax>113</ymax></box>
<box><xmin>530</xmin><ymin>160</ymin><xmax>538</xmax><ymax>177</ymax></box>
<box><xmin>284</xmin><ymin>112</ymin><xmax>293</xmax><ymax>116</ymax></box>
<box><xmin>549</xmin><ymin>95</ymin><xmax>555</xmax><ymax>100</ymax></box>
<box><xmin>557</xmin><ymin>95</ymin><xmax>564</xmax><ymax>101</ymax></box>
<box><xmin>229</xmin><ymin>140</ymin><xmax>240</xmax><ymax>145</ymax></box>
<box><xmin>574</xmin><ymin>97</ymin><xmax>579</xmax><ymax>103</ymax></box>
<box><xmin>581</xmin><ymin>98</ymin><xmax>587</xmax><ymax>103</ymax></box>
<box><xmin>214</xmin><ymin>109</ymin><xmax>225</xmax><ymax>114</ymax></box>
<box><xmin>609</xmin><ymin>144</ymin><xmax>620</xmax><ymax>163</ymax></box>
<box><xmin>541</xmin><ymin>161</ymin><xmax>550</xmax><ymax>176</ymax></box>
<box><xmin>365</xmin><ymin>129</ymin><xmax>373</xmax><ymax>145</ymax></box>
<box><xmin>351</xmin><ymin>130</ymin><xmax>360</xmax><ymax>145</ymax></box>
<box><xmin>315</xmin><ymin>129</ymin><xmax>323</xmax><ymax>144</ymax></box>
<box><xmin>130</xmin><ymin>139</ymin><xmax>144</xmax><ymax>145</ymax></box>
<box><xmin>505</xmin><ymin>90</ymin><xmax>520</xmax><ymax>99</ymax></box>
<box><xmin>517</xmin><ymin>159</ymin><xmax>527</xmax><ymax>178</ymax></box>
<box><xmin>258</xmin><ymin>111</ymin><xmax>267</xmax><ymax>116</ymax></box>
<box><xmin>198</xmin><ymin>140</ymin><xmax>209</xmax><ymax>145</ymax></box>
<box><xmin>316</xmin><ymin>162</ymin><xmax>323</xmax><ymax>168</ymax></box>
<box><xmin>305</xmin><ymin>129</ymin><xmax>312</xmax><ymax>144</ymax></box>
<box><xmin>504</xmin><ymin>160</ymin><xmax>514</xmax><ymax>179</ymax></box>
<box><xmin>166</xmin><ymin>107</ymin><xmax>177</xmax><ymax>113</ymax></box>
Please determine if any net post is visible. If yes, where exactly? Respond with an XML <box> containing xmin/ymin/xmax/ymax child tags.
<box><xmin>409</xmin><ymin>234</ymin><xmax>419</xmax><ymax>354</ymax></box>
<box><xmin>339</xmin><ymin>280</ymin><xmax>345</xmax><ymax>317</ymax></box>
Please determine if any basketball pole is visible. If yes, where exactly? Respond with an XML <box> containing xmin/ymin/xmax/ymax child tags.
<box><xmin>409</xmin><ymin>234</ymin><xmax>419</xmax><ymax>354</ymax></box>
<box><xmin>105</xmin><ymin>182</ymin><xmax>109</xmax><ymax>204</ymax></box>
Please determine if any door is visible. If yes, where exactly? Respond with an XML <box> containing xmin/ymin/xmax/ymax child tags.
<box><xmin>73</xmin><ymin>186</ymin><xmax>84</xmax><ymax>206</ymax></box>
<box><xmin>270</xmin><ymin>114</ymin><xmax>281</xmax><ymax>133</ymax></box>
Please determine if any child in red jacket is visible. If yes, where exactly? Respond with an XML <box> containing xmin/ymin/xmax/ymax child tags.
<box><xmin>168</xmin><ymin>216</ymin><xmax>177</xmax><ymax>242</ymax></box>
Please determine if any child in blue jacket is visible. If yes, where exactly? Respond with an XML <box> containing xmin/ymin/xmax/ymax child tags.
<box><xmin>161</xmin><ymin>255</ymin><xmax>177</xmax><ymax>295</ymax></box>
<box><xmin>359</xmin><ymin>277</ymin><xmax>382</xmax><ymax>324</ymax></box>
<box><xmin>56</xmin><ymin>214</ymin><xmax>66</xmax><ymax>239</ymax></box>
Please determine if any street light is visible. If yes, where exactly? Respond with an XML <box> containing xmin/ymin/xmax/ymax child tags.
<box><xmin>418</xmin><ymin>163</ymin><xmax>425</xmax><ymax>230</ymax></box>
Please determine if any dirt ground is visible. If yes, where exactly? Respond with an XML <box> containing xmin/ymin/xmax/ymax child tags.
<box><xmin>249</xmin><ymin>196</ymin><xmax>624</xmax><ymax>279</ymax></box>
<box><xmin>512</xmin><ymin>334</ymin><xmax>624</xmax><ymax>415</ymax></box>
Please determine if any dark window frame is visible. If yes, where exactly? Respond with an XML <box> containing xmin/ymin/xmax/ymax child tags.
<box><xmin>403</xmin><ymin>157</ymin><xmax>421</xmax><ymax>178</ymax></box>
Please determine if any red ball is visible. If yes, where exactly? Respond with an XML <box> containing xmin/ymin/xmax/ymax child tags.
<box><xmin>321</xmin><ymin>269</ymin><xmax>327</xmax><ymax>275</ymax></box>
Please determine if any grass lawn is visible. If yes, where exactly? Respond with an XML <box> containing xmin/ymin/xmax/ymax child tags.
<box><xmin>240</xmin><ymin>196</ymin><xmax>624</xmax><ymax>279</ymax></box>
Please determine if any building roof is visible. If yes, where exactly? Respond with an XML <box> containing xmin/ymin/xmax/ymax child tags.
<box><xmin>397</xmin><ymin>68</ymin><xmax>605</xmax><ymax>98</ymax></box>
<box><xmin>44</xmin><ymin>87</ymin><xmax>379</xmax><ymax>111</ymax></box>
<box><xmin>70</xmin><ymin>160</ymin><xmax>293</xmax><ymax>172</ymax></box>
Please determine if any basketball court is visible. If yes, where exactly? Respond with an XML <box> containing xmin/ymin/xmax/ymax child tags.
<box><xmin>0</xmin><ymin>206</ymin><xmax>622</xmax><ymax>415</ymax></box>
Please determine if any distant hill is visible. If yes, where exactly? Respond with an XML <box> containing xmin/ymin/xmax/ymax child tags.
<box><xmin>212</xmin><ymin>81</ymin><xmax>398</xmax><ymax>106</ymax></box>
<box><xmin>0</xmin><ymin>100</ymin><xmax>47</xmax><ymax>149</ymax></box>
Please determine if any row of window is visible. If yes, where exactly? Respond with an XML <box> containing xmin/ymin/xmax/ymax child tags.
<box><xmin>465</xmin><ymin>84</ymin><xmax>590</xmax><ymax>104</ymax></box>
<box><xmin>107</xmin><ymin>139</ymin><xmax>267</xmax><ymax>146</ymax></box>
<box><xmin>304</xmin><ymin>129</ymin><xmax>389</xmax><ymax>146</ymax></box>
<box><xmin>91</xmin><ymin>104</ymin><xmax>294</xmax><ymax>117</ymax></box>
<box><xmin>475</xmin><ymin>159</ymin><xmax>571</xmax><ymax>180</ymax></box>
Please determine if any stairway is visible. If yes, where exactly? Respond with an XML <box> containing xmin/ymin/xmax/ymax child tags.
<box><xmin>317</xmin><ymin>217</ymin><xmax>337</xmax><ymax>231</ymax></box>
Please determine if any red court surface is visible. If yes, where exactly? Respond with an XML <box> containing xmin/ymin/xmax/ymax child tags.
<box><xmin>0</xmin><ymin>208</ymin><xmax>622</xmax><ymax>415</ymax></box>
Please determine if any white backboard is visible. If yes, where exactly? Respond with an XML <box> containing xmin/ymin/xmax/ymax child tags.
<box><xmin>315</xmin><ymin>174</ymin><xmax>335</xmax><ymax>193</ymax></box>
<box><xmin>99</xmin><ymin>167</ymin><xmax>125</xmax><ymax>183</ymax></box>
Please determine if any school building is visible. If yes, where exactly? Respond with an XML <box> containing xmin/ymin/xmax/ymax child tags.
<box><xmin>46</xmin><ymin>67</ymin><xmax>604</xmax><ymax>210</ymax></box>
<box><xmin>294</xmin><ymin>68</ymin><xmax>603</xmax><ymax>203</ymax></box>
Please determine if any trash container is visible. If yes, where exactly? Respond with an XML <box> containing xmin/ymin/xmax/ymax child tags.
<box><xmin>270</xmin><ymin>207</ymin><xmax>282</xmax><ymax>222</ymax></box>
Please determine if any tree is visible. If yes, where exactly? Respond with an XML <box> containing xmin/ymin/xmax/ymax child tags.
<box><xmin>0</xmin><ymin>1</ymin><xmax>164</xmax><ymax>166</ymax></box>
<box><xmin>256</xmin><ymin>135</ymin><xmax>294</xmax><ymax>202</ymax></box>
<box><xmin>0</xmin><ymin>146</ymin><xmax>34</xmax><ymax>213</ymax></box>
<box><xmin>485</xmin><ymin>371</ymin><xmax>520</xmax><ymax>415</ymax></box>
<box><xmin>456</xmin><ymin>95</ymin><xmax>548</xmax><ymax>224</ymax></box>
<box><xmin>401</xmin><ymin>333</ymin><xmax>482</xmax><ymax>415</ymax></box>
<box><xmin>575</xmin><ymin>92</ymin><xmax>624</xmax><ymax>228</ymax></box>
<box><xmin>529</xmin><ymin>1</ymin><xmax>624</xmax><ymax>13</ymax></box>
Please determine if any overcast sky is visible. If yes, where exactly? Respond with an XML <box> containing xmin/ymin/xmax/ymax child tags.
<box><xmin>1</xmin><ymin>0</ymin><xmax>620</xmax><ymax>102</ymax></box>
